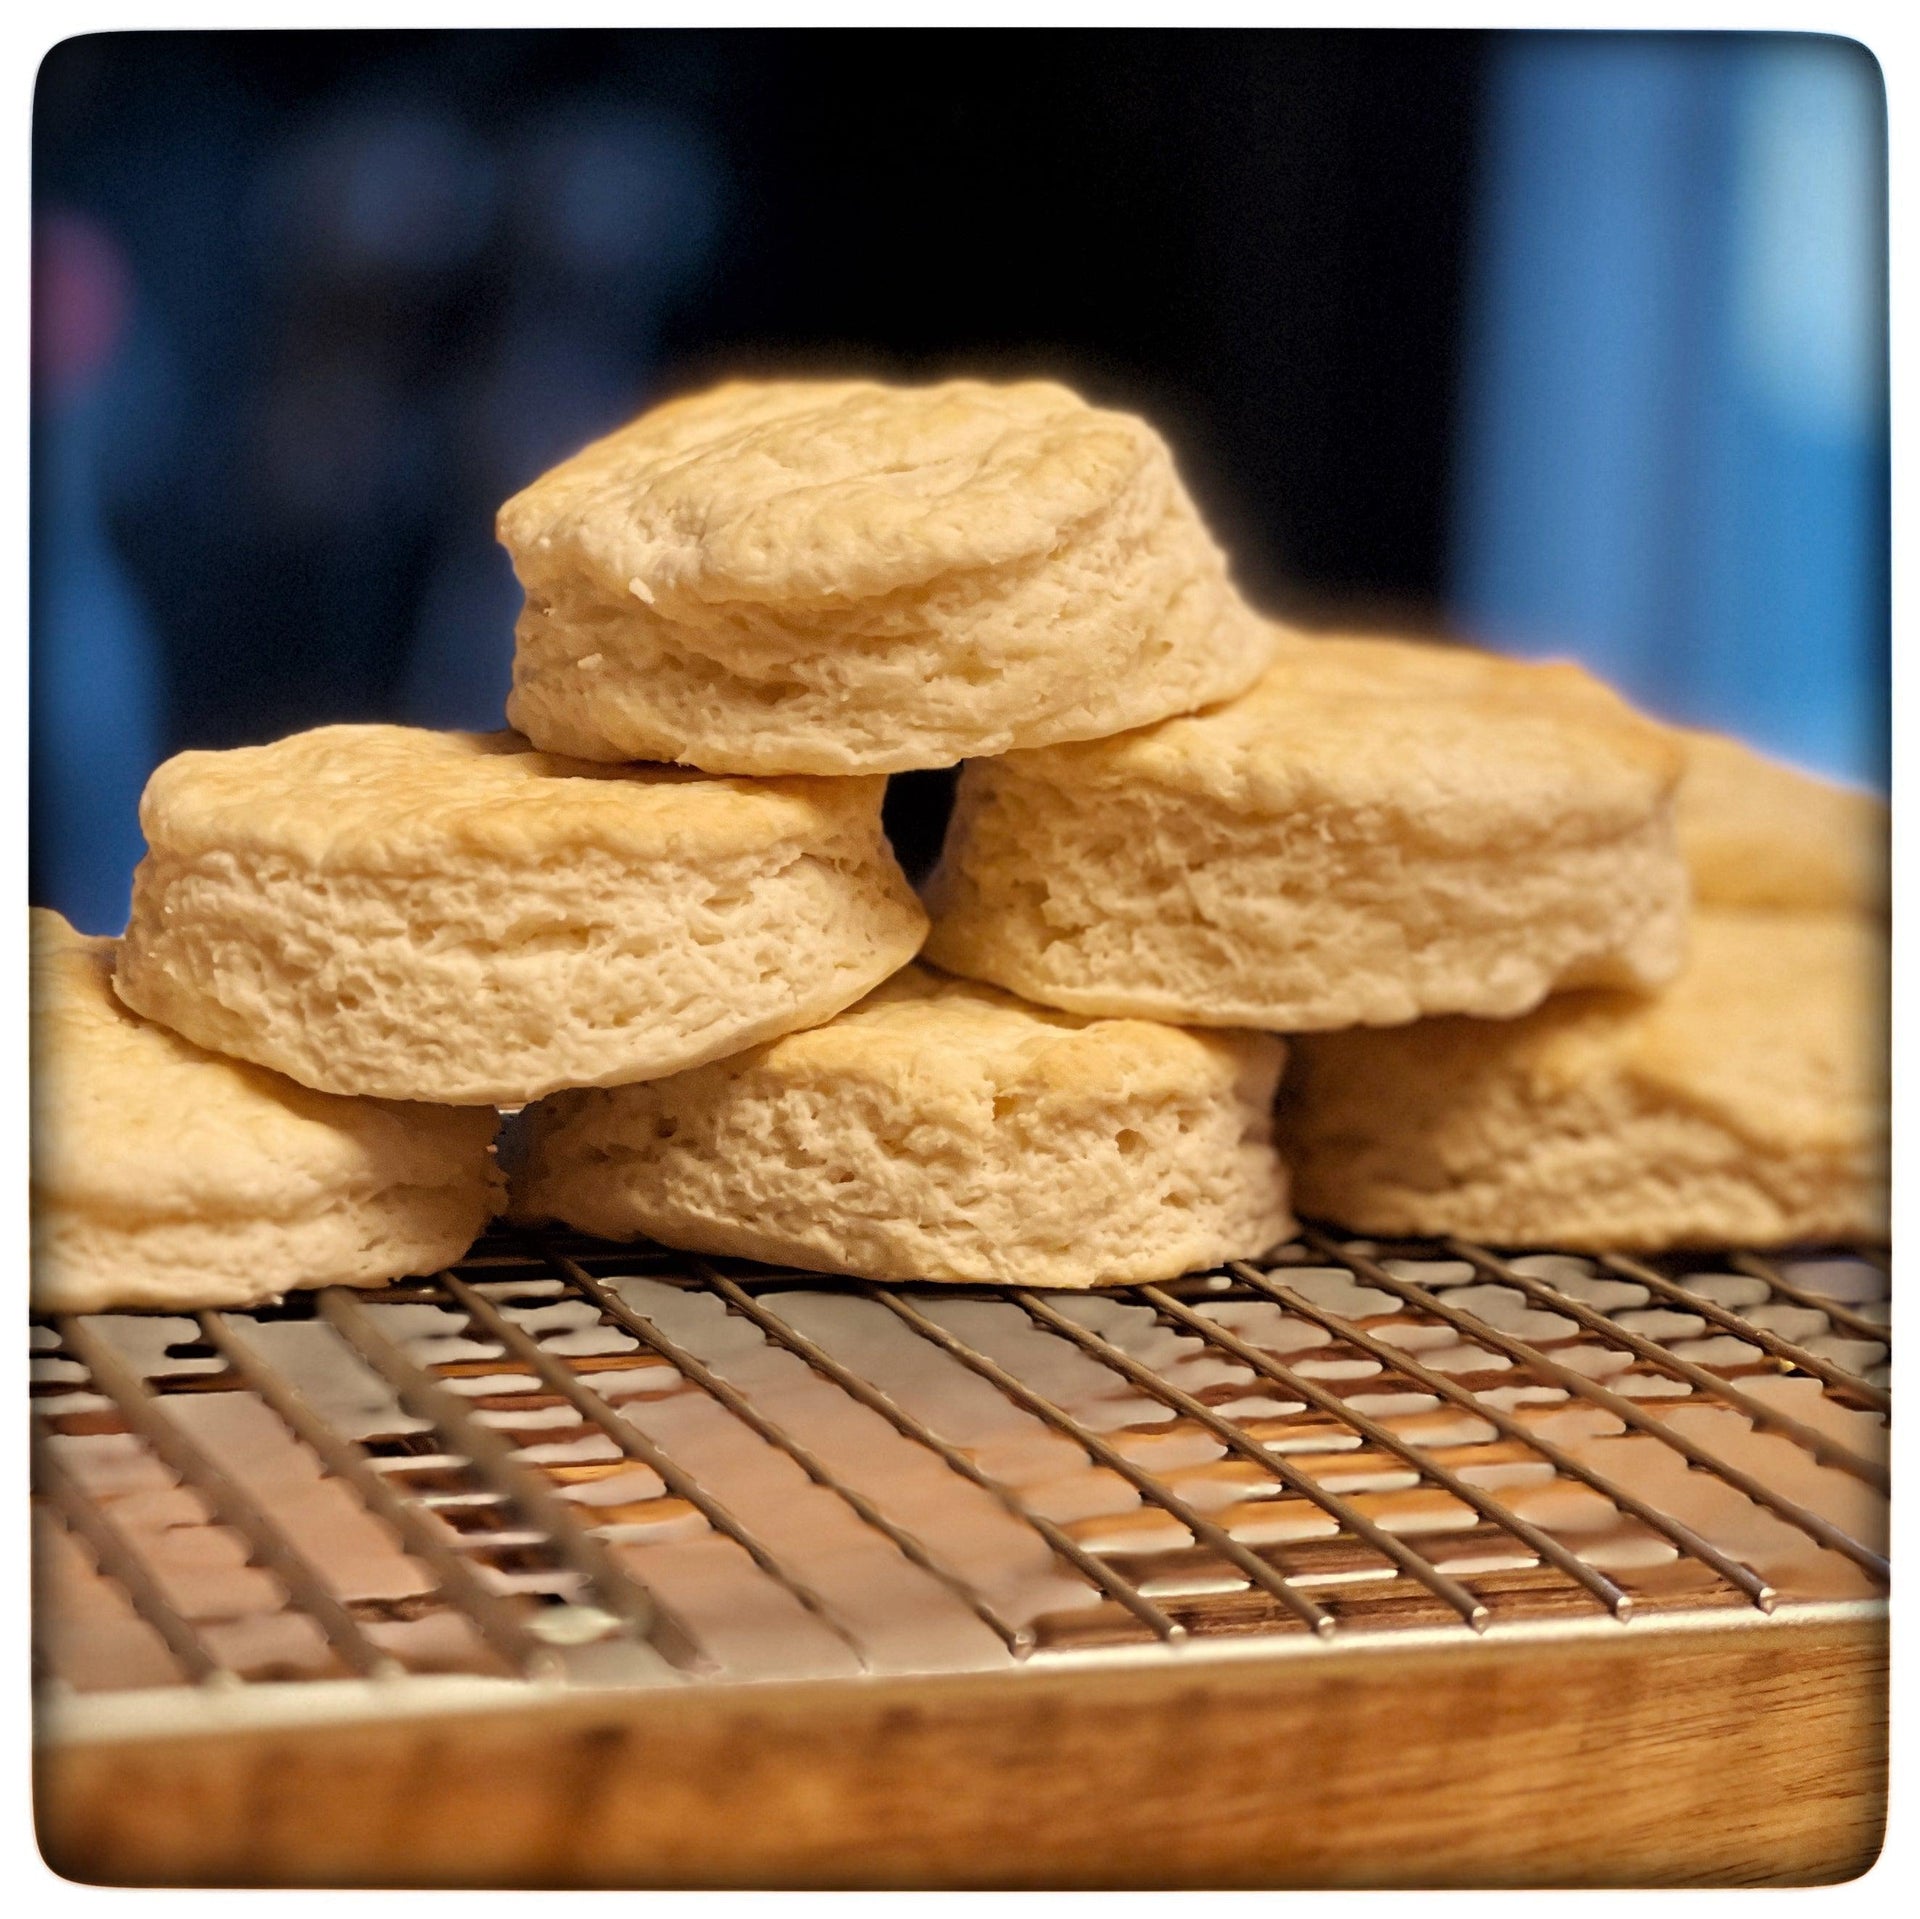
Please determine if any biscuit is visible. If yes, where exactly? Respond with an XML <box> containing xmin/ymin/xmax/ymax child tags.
<box><xmin>496</xmin><ymin>377</ymin><xmax>1275</xmax><ymax>774</ymax></box>
<box><xmin>513</xmin><ymin>965</ymin><xmax>1293</xmax><ymax>1288</ymax></box>
<box><xmin>114</xmin><ymin>725</ymin><xmax>928</xmax><ymax>1106</ymax></box>
<box><xmin>1274</xmin><ymin>909</ymin><xmax>1887</xmax><ymax>1251</ymax></box>
<box><xmin>31</xmin><ymin>909</ymin><xmax>501</xmax><ymax>1314</ymax></box>
<box><xmin>1675</xmin><ymin>726</ymin><xmax>1888</xmax><ymax>913</ymax></box>
<box><xmin>924</xmin><ymin>633</ymin><xmax>1690</xmax><ymax>1032</ymax></box>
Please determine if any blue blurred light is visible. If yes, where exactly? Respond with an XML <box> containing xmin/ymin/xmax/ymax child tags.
<box><xmin>32</xmin><ymin>211</ymin><xmax>163</xmax><ymax>935</ymax></box>
<box><xmin>1451</xmin><ymin>34</ymin><xmax>1888</xmax><ymax>787</ymax></box>
<box><xmin>269</xmin><ymin>106</ymin><xmax>498</xmax><ymax>277</ymax></box>
<box><xmin>33</xmin><ymin>384</ymin><xmax>163</xmax><ymax>935</ymax></box>
<box><xmin>514</xmin><ymin>108</ymin><xmax>720</xmax><ymax>283</ymax></box>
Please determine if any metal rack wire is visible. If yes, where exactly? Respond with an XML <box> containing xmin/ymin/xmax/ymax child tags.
<box><xmin>31</xmin><ymin>1227</ymin><xmax>1890</xmax><ymax>1700</ymax></box>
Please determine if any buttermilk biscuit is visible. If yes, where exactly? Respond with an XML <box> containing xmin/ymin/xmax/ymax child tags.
<box><xmin>1676</xmin><ymin>726</ymin><xmax>1888</xmax><ymax>914</ymax></box>
<box><xmin>496</xmin><ymin>377</ymin><xmax>1274</xmax><ymax>774</ymax></box>
<box><xmin>513</xmin><ymin>965</ymin><xmax>1293</xmax><ymax>1288</ymax></box>
<box><xmin>925</xmin><ymin>634</ymin><xmax>1690</xmax><ymax>1032</ymax></box>
<box><xmin>31</xmin><ymin>910</ymin><xmax>500</xmax><ymax>1314</ymax></box>
<box><xmin>1275</xmin><ymin>909</ymin><xmax>1887</xmax><ymax>1252</ymax></box>
<box><xmin>114</xmin><ymin>725</ymin><xmax>928</xmax><ymax>1106</ymax></box>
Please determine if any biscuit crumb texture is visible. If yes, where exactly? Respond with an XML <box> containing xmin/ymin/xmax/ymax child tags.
<box><xmin>114</xmin><ymin>726</ymin><xmax>929</xmax><ymax>1105</ymax></box>
<box><xmin>1275</xmin><ymin>909</ymin><xmax>1887</xmax><ymax>1250</ymax></box>
<box><xmin>31</xmin><ymin>909</ymin><xmax>501</xmax><ymax>1313</ymax></box>
<box><xmin>513</xmin><ymin>965</ymin><xmax>1293</xmax><ymax>1287</ymax></box>
<box><xmin>497</xmin><ymin>378</ymin><xmax>1275</xmax><ymax>774</ymax></box>
<box><xmin>1675</xmin><ymin>726</ymin><xmax>1888</xmax><ymax>913</ymax></box>
<box><xmin>926</xmin><ymin>633</ymin><xmax>1690</xmax><ymax>1030</ymax></box>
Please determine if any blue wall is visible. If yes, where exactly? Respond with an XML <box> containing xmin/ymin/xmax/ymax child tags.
<box><xmin>1452</xmin><ymin>33</ymin><xmax>1889</xmax><ymax>787</ymax></box>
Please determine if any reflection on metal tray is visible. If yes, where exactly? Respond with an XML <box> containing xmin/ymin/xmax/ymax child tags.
<box><xmin>30</xmin><ymin>1227</ymin><xmax>1891</xmax><ymax>1888</ymax></box>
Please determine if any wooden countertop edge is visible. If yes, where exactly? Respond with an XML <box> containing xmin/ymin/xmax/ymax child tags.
<box><xmin>35</xmin><ymin>1602</ymin><xmax>1889</xmax><ymax>1890</ymax></box>
<box><xmin>37</xmin><ymin>1594</ymin><xmax>1888</xmax><ymax>1747</ymax></box>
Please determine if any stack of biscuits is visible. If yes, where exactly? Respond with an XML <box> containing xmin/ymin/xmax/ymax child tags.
<box><xmin>30</xmin><ymin>376</ymin><xmax>1889</xmax><ymax>1316</ymax></box>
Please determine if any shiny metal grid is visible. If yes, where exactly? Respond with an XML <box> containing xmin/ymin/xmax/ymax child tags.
<box><xmin>31</xmin><ymin>1227</ymin><xmax>1890</xmax><ymax>1698</ymax></box>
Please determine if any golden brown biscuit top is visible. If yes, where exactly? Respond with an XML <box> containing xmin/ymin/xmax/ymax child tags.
<box><xmin>693</xmin><ymin>963</ymin><xmax>1284</xmax><ymax>1122</ymax></box>
<box><xmin>992</xmin><ymin>631</ymin><xmax>1685</xmax><ymax>845</ymax></box>
<box><xmin>1675</xmin><ymin>726</ymin><xmax>1888</xmax><ymax>913</ymax></box>
<box><xmin>1285</xmin><ymin>909</ymin><xmax>1882</xmax><ymax>1163</ymax></box>
<box><xmin>30</xmin><ymin>910</ymin><xmax>490</xmax><ymax>1219</ymax></box>
<box><xmin>495</xmin><ymin>377</ymin><xmax>1166</xmax><ymax>607</ymax></box>
<box><xmin>1526</xmin><ymin>909</ymin><xmax>1885</xmax><ymax>1152</ymax></box>
<box><xmin>138</xmin><ymin>725</ymin><xmax>886</xmax><ymax>871</ymax></box>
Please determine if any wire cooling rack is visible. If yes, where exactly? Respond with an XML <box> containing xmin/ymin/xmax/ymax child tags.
<box><xmin>31</xmin><ymin>1226</ymin><xmax>1889</xmax><ymax>1705</ymax></box>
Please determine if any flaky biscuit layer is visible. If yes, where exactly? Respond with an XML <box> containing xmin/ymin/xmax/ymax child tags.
<box><xmin>925</xmin><ymin>633</ymin><xmax>1690</xmax><ymax>1031</ymax></box>
<box><xmin>1673</xmin><ymin>726</ymin><xmax>1888</xmax><ymax>914</ymax></box>
<box><xmin>1275</xmin><ymin>909</ymin><xmax>1887</xmax><ymax>1251</ymax></box>
<box><xmin>498</xmin><ymin>378</ymin><xmax>1274</xmax><ymax>773</ymax></box>
<box><xmin>31</xmin><ymin>909</ymin><xmax>500</xmax><ymax>1312</ymax></box>
<box><xmin>115</xmin><ymin>726</ymin><xmax>928</xmax><ymax>1105</ymax></box>
<box><xmin>513</xmin><ymin>965</ymin><xmax>1293</xmax><ymax>1288</ymax></box>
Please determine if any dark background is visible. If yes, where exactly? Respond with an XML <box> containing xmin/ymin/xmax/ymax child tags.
<box><xmin>31</xmin><ymin>29</ymin><xmax>1887</xmax><ymax>927</ymax></box>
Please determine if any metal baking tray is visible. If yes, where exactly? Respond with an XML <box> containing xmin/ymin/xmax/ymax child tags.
<box><xmin>32</xmin><ymin>1226</ymin><xmax>1889</xmax><ymax>1887</ymax></box>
